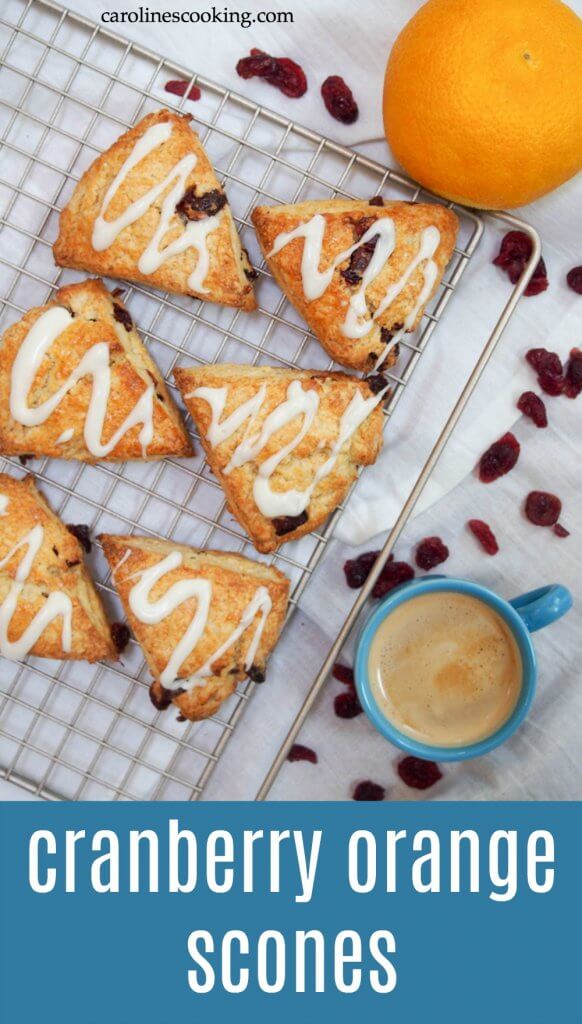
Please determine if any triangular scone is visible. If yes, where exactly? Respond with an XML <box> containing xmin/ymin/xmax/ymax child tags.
<box><xmin>252</xmin><ymin>198</ymin><xmax>458</xmax><ymax>372</ymax></box>
<box><xmin>100</xmin><ymin>534</ymin><xmax>289</xmax><ymax>721</ymax></box>
<box><xmin>54</xmin><ymin>109</ymin><xmax>256</xmax><ymax>311</ymax></box>
<box><xmin>0</xmin><ymin>279</ymin><xmax>192</xmax><ymax>462</ymax></box>
<box><xmin>0</xmin><ymin>474</ymin><xmax>115</xmax><ymax>663</ymax></box>
<box><xmin>174</xmin><ymin>363</ymin><xmax>385</xmax><ymax>554</ymax></box>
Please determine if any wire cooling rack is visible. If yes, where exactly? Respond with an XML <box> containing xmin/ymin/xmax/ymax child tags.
<box><xmin>0</xmin><ymin>0</ymin><xmax>493</xmax><ymax>802</ymax></box>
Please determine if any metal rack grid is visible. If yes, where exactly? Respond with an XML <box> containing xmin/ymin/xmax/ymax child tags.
<box><xmin>0</xmin><ymin>0</ymin><xmax>488</xmax><ymax>801</ymax></box>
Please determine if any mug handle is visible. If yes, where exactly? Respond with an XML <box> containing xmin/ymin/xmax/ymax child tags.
<box><xmin>509</xmin><ymin>584</ymin><xmax>573</xmax><ymax>633</ymax></box>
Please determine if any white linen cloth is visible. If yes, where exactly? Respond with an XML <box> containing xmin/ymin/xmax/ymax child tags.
<box><xmin>1</xmin><ymin>0</ymin><xmax>580</xmax><ymax>801</ymax></box>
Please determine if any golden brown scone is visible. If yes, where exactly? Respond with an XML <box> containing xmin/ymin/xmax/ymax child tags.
<box><xmin>54</xmin><ymin>109</ymin><xmax>256</xmax><ymax>311</ymax></box>
<box><xmin>252</xmin><ymin>198</ymin><xmax>458</xmax><ymax>371</ymax></box>
<box><xmin>0</xmin><ymin>279</ymin><xmax>192</xmax><ymax>462</ymax></box>
<box><xmin>100</xmin><ymin>534</ymin><xmax>289</xmax><ymax>721</ymax></box>
<box><xmin>0</xmin><ymin>474</ymin><xmax>115</xmax><ymax>663</ymax></box>
<box><xmin>174</xmin><ymin>363</ymin><xmax>385</xmax><ymax>554</ymax></box>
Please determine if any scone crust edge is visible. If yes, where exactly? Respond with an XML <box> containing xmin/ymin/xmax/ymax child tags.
<box><xmin>0</xmin><ymin>473</ymin><xmax>115</xmax><ymax>662</ymax></box>
<box><xmin>100</xmin><ymin>534</ymin><xmax>289</xmax><ymax>721</ymax></box>
<box><xmin>0</xmin><ymin>279</ymin><xmax>193</xmax><ymax>462</ymax></box>
<box><xmin>252</xmin><ymin>199</ymin><xmax>459</xmax><ymax>371</ymax></box>
<box><xmin>175</xmin><ymin>363</ymin><xmax>384</xmax><ymax>554</ymax></box>
<box><xmin>54</xmin><ymin>110</ymin><xmax>256</xmax><ymax>311</ymax></box>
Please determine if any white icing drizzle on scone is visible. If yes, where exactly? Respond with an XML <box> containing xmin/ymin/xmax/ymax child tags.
<box><xmin>110</xmin><ymin>547</ymin><xmax>132</xmax><ymax>583</ymax></box>
<box><xmin>268</xmin><ymin>213</ymin><xmax>440</xmax><ymax>365</ymax></box>
<box><xmin>0</xmin><ymin>520</ymin><xmax>73</xmax><ymax>660</ymax></box>
<box><xmin>10</xmin><ymin>306</ymin><xmax>155</xmax><ymax>458</ymax></box>
<box><xmin>91</xmin><ymin>121</ymin><xmax>221</xmax><ymax>293</ymax></box>
<box><xmin>190</xmin><ymin>378</ymin><xmax>387</xmax><ymax>519</ymax></box>
<box><xmin>124</xmin><ymin>548</ymin><xmax>272</xmax><ymax>691</ymax></box>
<box><xmin>56</xmin><ymin>428</ymin><xmax>74</xmax><ymax>445</ymax></box>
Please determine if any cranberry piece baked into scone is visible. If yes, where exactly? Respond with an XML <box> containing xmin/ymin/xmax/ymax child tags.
<box><xmin>174</xmin><ymin>363</ymin><xmax>385</xmax><ymax>553</ymax></box>
<box><xmin>54</xmin><ymin>109</ymin><xmax>256</xmax><ymax>311</ymax></box>
<box><xmin>0</xmin><ymin>279</ymin><xmax>192</xmax><ymax>462</ymax></box>
<box><xmin>252</xmin><ymin>199</ymin><xmax>458</xmax><ymax>372</ymax></box>
<box><xmin>0</xmin><ymin>474</ymin><xmax>115</xmax><ymax>664</ymax></box>
<box><xmin>100</xmin><ymin>534</ymin><xmax>289</xmax><ymax>721</ymax></box>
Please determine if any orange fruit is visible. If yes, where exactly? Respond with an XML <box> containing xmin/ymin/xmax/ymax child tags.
<box><xmin>383</xmin><ymin>0</ymin><xmax>582</xmax><ymax>209</ymax></box>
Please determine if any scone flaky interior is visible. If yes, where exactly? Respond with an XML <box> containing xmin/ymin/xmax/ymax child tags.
<box><xmin>54</xmin><ymin>109</ymin><xmax>256</xmax><ymax>310</ymax></box>
<box><xmin>100</xmin><ymin>534</ymin><xmax>290</xmax><ymax>721</ymax></box>
<box><xmin>175</xmin><ymin>363</ymin><xmax>385</xmax><ymax>554</ymax></box>
<box><xmin>0</xmin><ymin>474</ymin><xmax>115</xmax><ymax>663</ymax></box>
<box><xmin>252</xmin><ymin>198</ymin><xmax>459</xmax><ymax>372</ymax></box>
<box><xmin>0</xmin><ymin>278</ymin><xmax>192</xmax><ymax>462</ymax></box>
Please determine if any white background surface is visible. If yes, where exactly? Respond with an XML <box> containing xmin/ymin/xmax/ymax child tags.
<box><xmin>1</xmin><ymin>0</ymin><xmax>581</xmax><ymax>801</ymax></box>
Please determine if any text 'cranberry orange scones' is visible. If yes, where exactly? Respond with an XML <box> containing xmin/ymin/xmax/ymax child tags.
<box><xmin>175</xmin><ymin>363</ymin><xmax>386</xmax><ymax>554</ymax></box>
<box><xmin>0</xmin><ymin>474</ymin><xmax>115</xmax><ymax>663</ymax></box>
<box><xmin>54</xmin><ymin>109</ymin><xmax>256</xmax><ymax>310</ymax></box>
<box><xmin>252</xmin><ymin>198</ymin><xmax>458</xmax><ymax>372</ymax></box>
<box><xmin>101</xmin><ymin>534</ymin><xmax>289</xmax><ymax>721</ymax></box>
<box><xmin>0</xmin><ymin>279</ymin><xmax>191</xmax><ymax>462</ymax></box>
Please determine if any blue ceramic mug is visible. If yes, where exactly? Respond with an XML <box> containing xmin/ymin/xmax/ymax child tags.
<box><xmin>355</xmin><ymin>576</ymin><xmax>573</xmax><ymax>762</ymax></box>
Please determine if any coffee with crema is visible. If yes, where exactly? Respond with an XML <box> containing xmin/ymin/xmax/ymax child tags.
<box><xmin>368</xmin><ymin>591</ymin><xmax>522</xmax><ymax>747</ymax></box>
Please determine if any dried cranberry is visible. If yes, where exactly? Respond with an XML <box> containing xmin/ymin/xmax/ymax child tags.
<box><xmin>247</xmin><ymin>665</ymin><xmax>266</xmax><ymax>683</ymax></box>
<box><xmin>372</xmin><ymin>560</ymin><xmax>415</xmax><ymax>599</ymax></box>
<box><xmin>468</xmin><ymin>519</ymin><xmax>499</xmax><ymax>556</ymax></box>
<box><xmin>112</xmin><ymin>302</ymin><xmax>132</xmax><ymax>331</ymax></box>
<box><xmin>321</xmin><ymin>75</ymin><xmax>359</xmax><ymax>124</ymax></box>
<box><xmin>525</xmin><ymin>348</ymin><xmax>564</xmax><ymax>394</ymax></box>
<box><xmin>566</xmin><ymin>266</ymin><xmax>582</xmax><ymax>294</ymax></box>
<box><xmin>352</xmin><ymin>215</ymin><xmax>375</xmax><ymax>241</ymax></box>
<box><xmin>517</xmin><ymin>391</ymin><xmax>547</xmax><ymax>428</ymax></box>
<box><xmin>288</xmin><ymin>743</ymin><xmax>318</xmax><ymax>764</ymax></box>
<box><xmin>352</xmin><ymin>778</ymin><xmax>383</xmax><ymax>802</ymax></box>
<box><xmin>525</xmin><ymin>491</ymin><xmax>562</xmax><ymax>527</ymax></box>
<box><xmin>272</xmin><ymin>511</ymin><xmax>308</xmax><ymax>536</ymax></box>
<box><xmin>343</xmin><ymin>550</ymin><xmax>379</xmax><ymax>589</ymax></box>
<box><xmin>398</xmin><ymin>756</ymin><xmax>442</xmax><ymax>790</ymax></box>
<box><xmin>366</xmin><ymin>373</ymin><xmax>388</xmax><ymax>395</ymax></box>
<box><xmin>65</xmin><ymin>559</ymin><xmax>80</xmax><ymax>569</ymax></box>
<box><xmin>415</xmin><ymin>536</ymin><xmax>449</xmax><ymax>571</ymax></box>
<box><xmin>18</xmin><ymin>454</ymin><xmax>33</xmax><ymax>465</ymax></box>
<box><xmin>332</xmin><ymin>663</ymin><xmax>355</xmax><ymax>688</ymax></box>
<box><xmin>526</xmin><ymin>348</ymin><xmax>562</xmax><ymax>376</ymax></box>
<box><xmin>111</xmin><ymin>622</ymin><xmax>130</xmax><ymax>653</ymax></box>
<box><xmin>553</xmin><ymin>523</ymin><xmax>570</xmax><ymax>538</ymax></box>
<box><xmin>176</xmin><ymin>187</ymin><xmax>226</xmax><ymax>221</ymax></box>
<box><xmin>493</xmin><ymin>231</ymin><xmax>548</xmax><ymax>296</ymax></box>
<box><xmin>149</xmin><ymin>683</ymin><xmax>174</xmax><ymax>711</ymax></box>
<box><xmin>523</xmin><ymin>258</ymin><xmax>549</xmax><ymax>296</ymax></box>
<box><xmin>538</xmin><ymin>369</ymin><xmax>564</xmax><ymax>396</ymax></box>
<box><xmin>341</xmin><ymin>236</ymin><xmax>378</xmax><ymax>286</ymax></box>
<box><xmin>493</xmin><ymin>230</ymin><xmax>530</xmax><ymax>267</ymax></box>
<box><xmin>67</xmin><ymin>523</ymin><xmax>92</xmax><ymax>553</ymax></box>
<box><xmin>236</xmin><ymin>48</ymin><xmax>307</xmax><ymax>98</ymax></box>
<box><xmin>478</xmin><ymin>432</ymin><xmax>520</xmax><ymax>483</ymax></box>
<box><xmin>565</xmin><ymin>348</ymin><xmax>582</xmax><ymax>399</ymax></box>
<box><xmin>334</xmin><ymin>690</ymin><xmax>362</xmax><ymax>718</ymax></box>
<box><xmin>353</xmin><ymin>780</ymin><xmax>385</xmax><ymax>801</ymax></box>
<box><xmin>165</xmin><ymin>79</ymin><xmax>201</xmax><ymax>102</ymax></box>
<box><xmin>369</xmin><ymin>195</ymin><xmax>384</xmax><ymax>206</ymax></box>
